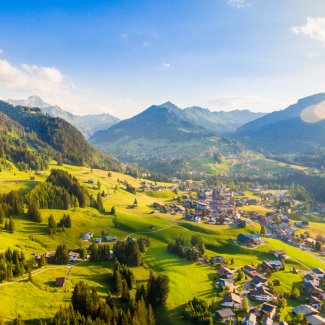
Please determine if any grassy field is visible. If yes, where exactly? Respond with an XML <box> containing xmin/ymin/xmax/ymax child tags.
<box><xmin>239</xmin><ymin>205</ymin><xmax>274</xmax><ymax>216</ymax></box>
<box><xmin>0</xmin><ymin>163</ymin><xmax>323</xmax><ymax>324</ymax></box>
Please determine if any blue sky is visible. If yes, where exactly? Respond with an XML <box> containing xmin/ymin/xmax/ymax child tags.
<box><xmin>0</xmin><ymin>0</ymin><xmax>324</xmax><ymax>118</ymax></box>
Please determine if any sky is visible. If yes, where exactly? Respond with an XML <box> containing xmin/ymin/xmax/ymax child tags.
<box><xmin>0</xmin><ymin>0</ymin><xmax>325</xmax><ymax>118</ymax></box>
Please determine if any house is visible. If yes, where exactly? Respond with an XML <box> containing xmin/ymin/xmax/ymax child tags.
<box><xmin>304</xmin><ymin>273</ymin><xmax>320</xmax><ymax>287</ymax></box>
<box><xmin>88</xmin><ymin>179</ymin><xmax>94</xmax><ymax>184</ymax></box>
<box><xmin>218</xmin><ymin>266</ymin><xmax>236</xmax><ymax>279</ymax></box>
<box><xmin>263</xmin><ymin>317</ymin><xmax>273</xmax><ymax>325</ymax></box>
<box><xmin>212</xmin><ymin>256</ymin><xmax>225</xmax><ymax>263</ymax></box>
<box><xmin>260</xmin><ymin>260</ymin><xmax>282</xmax><ymax>272</ymax></box>
<box><xmin>95</xmin><ymin>237</ymin><xmax>102</xmax><ymax>244</ymax></box>
<box><xmin>308</xmin><ymin>296</ymin><xmax>322</xmax><ymax>310</ymax></box>
<box><xmin>303</xmin><ymin>282</ymin><xmax>325</xmax><ymax>299</ymax></box>
<box><xmin>68</xmin><ymin>251</ymin><xmax>80</xmax><ymax>262</ymax></box>
<box><xmin>271</xmin><ymin>250</ymin><xmax>286</xmax><ymax>259</ymax></box>
<box><xmin>221</xmin><ymin>293</ymin><xmax>243</xmax><ymax>309</ymax></box>
<box><xmin>237</xmin><ymin>233</ymin><xmax>261</xmax><ymax>246</ymax></box>
<box><xmin>261</xmin><ymin>303</ymin><xmax>276</xmax><ymax>319</ymax></box>
<box><xmin>217</xmin><ymin>278</ymin><xmax>235</xmax><ymax>291</ymax></box>
<box><xmin>195</xmin><ymin>201</ymin><xmax>209</xmax><ymax>210</ymax></box>
<box><xmin>249</xmin><ymin>286</ymin><xmax>274</xmax><ymax>302</ymax></box>
<box><xmin>215</xmin><ymin>308</ymin><xmax>236</xmax><ymax>323</ymax></box>
<box><xmin>305</xmin><ymin>314</ymin><xmax>325</xmax><ymax>325</ymax></box>
<box><xmin>280</xmin><ymin>215</ymin><xmax>289</xmax><ymax>223</ymax></box>
<box><xmin>242</xmin><ymin>313</ymin><xmax>257</xmax><ymax>325</ymax></box>
<box><xmin>55</xmin><ymin>277</ymin><xmax>66</xmax><ymax>287</ymax></box>
<box><xmin>243</xmin><ymin>265</ymin><xmax>257</xmax><ymax>276</ymax></box>
<box><xmin>252</xmin><ymin>275</ymin><xmax>267</xmax><ymax>287</ymax></box>
<box><xmin>293</xmin><ymin>304</ymin><xmax>319</xmax><ymax>316</ymax></box>
<box><xmin>312</xmin><ymin>268</ymin><xmax>325</xmax><ymax>278</ymax></box>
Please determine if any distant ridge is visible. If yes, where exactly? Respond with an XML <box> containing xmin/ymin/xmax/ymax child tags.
<box><xmin>8</xmin><ymin>95</ymin><xmax>120</xmax><ymax>138</ymax></box>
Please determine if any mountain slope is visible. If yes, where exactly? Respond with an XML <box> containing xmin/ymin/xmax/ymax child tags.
<box><xmin>183</xmin><ymin>106</ymin><xmax>265</xmax><ymax>133</ymax></box>
<box><xmin>90</xmin><ymin>102</ymin><xmax>242</xmax><ymax>174</ymax></box>
<box><xmin>8</xmin><ymin>96</ymin><xmax>120</xmax><ymax>138</ymax></box>
<box><xmin>0</xmin><ymin>100</ymin><xmax>120</xmax><ymax>170</ymax></box>
<box><xmin>235</xmin><ymin>93</ymin><xmax>325</xmax><ymax>155</ymax></box>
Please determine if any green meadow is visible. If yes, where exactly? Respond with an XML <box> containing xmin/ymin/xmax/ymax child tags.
<box><xmin>0</xmin><ymin>163</ymin><xmax>323</xmax><ymax>324</ymax></box>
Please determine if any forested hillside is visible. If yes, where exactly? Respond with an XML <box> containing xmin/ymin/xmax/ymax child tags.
<box><xmin>0</xmin><ymin>101</ymin><xmax>121</xmax><ymax>171</ymax></box>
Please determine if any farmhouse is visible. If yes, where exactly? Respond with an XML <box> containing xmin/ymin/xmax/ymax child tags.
<box><xmin>81</xmin><ymin>232</ymin><xmax>93</xmax><ymax>241</ymax></box>
<box><xmin>308</xmin><ymin>296</ymin><xmax>323</xmax><ymax>310</ymax></box>
<box><xmin>217</xmin><ymin>278</ymin><xmax>235</xmax><ymax>291</ymax></box>
<box><xmin>221</xmin><ymin>293</ymin><xmax>243</xmax><ymax>309</ymax></box>
<box><xmin>303</xmin><ymin>282</ymin><xmax>325</xmax><ymax>299</ymax></box>
<box><xmin>212</xmin><ymin>255</ymin><xmax>225</xmax><ymax>263</ymax></box>
<box><xmin>252</xmin><ymin>275</ymin><xmax>268</xmax><ymax>287</ymax></box>
<box><xmin>68</xmin><ymin>251</ymin><xmax>80</xmax><ymax>262</ymax></box>
<box><xmin>260</xmin><ymin>260</ymin><xmax>282</xmax><ymax>272</ymax></box>
<box><xmin>237</xmin><ymin>233</ymin><xmax>261</xmax><ymax>246</ymax></box>
<box><xmin>215</xmin><ymin>308</ymin><xmax>236</xmax><ymax>323</ymax></box>
<box><xmin>271</xmin><ymin>249</ymin><xmax>286</xmax><ymax>259</ymax></box>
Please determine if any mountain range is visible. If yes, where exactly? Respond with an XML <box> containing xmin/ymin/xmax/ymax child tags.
<box><xmin>8</xmin><ymin>96</ymin><xmax>120</xmax><ymax>138</ymax></box>
<box><xmin>236</xmin><ymin>93</ymin><xmax>325</xmax><ymax>155</ymax></box>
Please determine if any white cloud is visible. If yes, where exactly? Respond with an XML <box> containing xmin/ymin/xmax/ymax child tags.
<box><xmin>305</xmin><ymin>51</ymin><xmax>320</xmax><ymax>59</ymax></box>
<box><xmin>226</xmin><ymin>0</ymin><xmax>249</xmax><ymax>9</ymax></box>
<box><xmin>0</xmin><ymin>58</ymin><xmax>89</xmax><ymax>114</ymax></box>
<box><xmin>162</xmin><ymin>63</ymin><xmax>171</xmax><ymax>68</ymax></box>
<box><xmin>292</xmin><ymin>17</ymin><xmax>325</xmax><ymax>46</ymax></box>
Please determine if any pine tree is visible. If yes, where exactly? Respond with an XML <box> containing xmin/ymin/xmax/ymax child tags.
<box><xmin>8</xmin><ymin>217</ymin><xmax>15</xmax><ymax>234</ymax></box>
<box><xmin>113</xmin><ymin>268</ymin><xmax>122</xmax><ymax>296</ymax></box>
<box><xmin>121</xmin><ymin>279</ymin><xmax>130</xmax><ymax>301</ymax></box>
<box><xmin>27</xmin><ymin>200</ymin><xmax>42</xmax><ymax>223</ymax></box>
<box><xmin>48</xmin><ymin>215</ymin><xmax>57</xmax><ymax>235</ymax></box>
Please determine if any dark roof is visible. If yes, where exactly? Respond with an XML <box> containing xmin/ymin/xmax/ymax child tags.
<box><xmin>56</xmin><ymin>277</ymin><xmax>66</xmax><ymax>287</ymax></box>
<box><xmin>261</xmin><ymin>303</ymin><xmax>276</xmax><ymax>313</ymax></box>
<box><xmin>253</xmin><ymin>275</ymin><xmax>267</xmax><ymax>284</ymax></box>
<box><xmin>223</xmin><ymin>293</ymin><xmax>242</xmax><ymax>304</ymax></box>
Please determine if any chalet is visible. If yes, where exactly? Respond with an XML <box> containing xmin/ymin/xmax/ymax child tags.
<box><xmin>215</xmin><ymin>308</ymin><xmax>236</xmax><ymax>323</ymax></box>
<box><xmin>218</xmin><ymin>266</ymin><xmax>236</xmax><ymax>279</ymax></box>
<box><xmin>243</xmin><ymin>265</ymin><xmax>257</xmax><ymax>276</ymax></box>
<box><xmin>263</xmin><ymin>317</ymin><xmax>273</xmax><ymax>325</ymax></box>
<box><xmin>212</xmin><ymin>256</ymin><xmax>225</xmax><ymax>263</ymax></box>
<box><xmin>249</xmin><ymin>286</ymin><xmax>274</xmax><ymax>302</ymax></box>
<box><xmin>308</xmin><ymin>296</ymin><xmax>322</xmax><ymax>310</ymax></box>
<box><xmin>305</xmin><ymin>314</ymin><xmax>325</xmax><ymax>325</ymax></box>
<box><xmin>302</xmin><ymin>282</ymin><xmax>325</xmax><ymax>300</ymax></box>
<box><xmin>95</xmin><ymin>237</ymin><xmax>102</xmax><ymax>244</ymax></box>
<box><xmin>293</xmin><ymin>304</ymin><xmax>319</xmax><ymax>316</ymax></box>
<box><xmin>221</xmin><ymin>293</ymin><xmax>243</xmax><ymax>309</ymax></box>
<box><xmin>312</xmin><ymin>268</ymin><xmax>325</xmax><ymax>278</ymax></box>
<box><xmin>271</xmin><ymin>250</ymin><xmax>286</xmax><ymax>259</ymax></box>
<box><xmin>261</xmin><ymin>303</ymin><xmax>276</xmax><ymax>319</ymax></box>
<box><xmin>304</xmin><ymin>273</ymin><xmax>320</xmax><ymax>287</ymax></box>
<box><xmin>252</xmin><ymin>275</ymin><xmax>268</xmax><ymax>287</ymax></box>
<box><xmin>68</xmin><ymin>251</ymin><xmax>80</xmax><ymax>262</ymax></box>
<box><xmin>260</xmin><ymin>260</ymin><xmax>282</xmax><ymax>272</ymax></box>
<box><xmin>242</xmin><ymin>313</ymin><xmax>257</xmax><ymax>325</ymax></box>
<box><xmin>55</xmin><ymin>277</ymin><xmax>66</xmax><ymax>287</ymax></box>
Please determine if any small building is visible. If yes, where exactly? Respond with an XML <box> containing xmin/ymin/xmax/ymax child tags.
<box><xmin>56</xmin><ymin>277</ymin><xmax>66</xmax><ymax>287</ymax></box>
<box><xmin>263</xmin><ymin>317</ymin><xmax>273</xmax><ymax>325</ymax></box>
<box><xmin>215</xmin><ymin>308</ymin><xmax>236</xmax><ymax>323</ymax></box>
<box><xmin>271</xmin><ymin>250</ymin><xmax>286</xmax><ymax>259</ymax></box>
<box><xmin>312</xmin><ymin>268</ymin><xmax>324</xmax><ymax>278</ymax></box>
<box><xmin>260</xmin><ymin>260</ymin><xmax>282</xmax><ymax>272</ymax></box>
<box><xmin>68</xmin><ymin>251</ymin><xmax>80</xmax><ymax>262</ymax></box>
<box><xmin>216</xmin><ymin>278</ymin><xmax>235</xmax><ymax>291</ymax></box>
<box><xmin>95</xmin><ymin>237</ymin><xmax>102</xmax><ymax>244</ymax></box>
<box><xmin>261</xmin><ymin>303</ymin><xmax>276</xmax><ymax>319</ymax></box>
<box><xmin>252</xmin><ymin>275</ymin><xmax>268</xmax><ymax>287</ymax></box>
<box><xmin>304</xmin><ymin>273</ymin><xmax>320</xmax><ymax>287</ymax></box>
<box><xmin>212</xmin><ymin>256</ymin><xmax>225</xmax><ymax>263</ymax></box>
<box><xmin>218</xmin><ymin>266</ymin><xmax>236</xmax><ymax>279</ymax></box>
<box><xmin>295</xmin><ymin>220</ymin><xmax>309</xmax><ymax>228</ymax></box>
<box><xmin>88</xmin><ymin>179</ymin><xmax>94</xmax><ymax>184</ymax></box>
